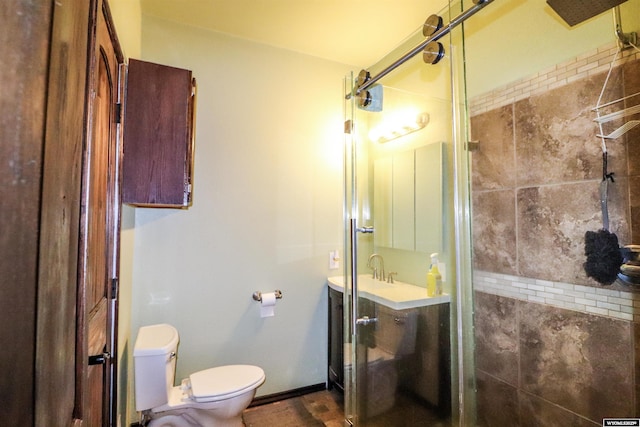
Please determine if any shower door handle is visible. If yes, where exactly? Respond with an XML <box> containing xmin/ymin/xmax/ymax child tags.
<box><xmin>355</xmin><ymin>316</ymin><xmax>378</xmax><ymax>326</ymax></box>
<box><xmin>356</xmin><ymin>225</ymin><xmax>374</xmax><ymax>233</ymax></box>
<box><xmin>350</xmin><ymin>219</ymin><xmax>359</xmax><ymax>333</ymax></box>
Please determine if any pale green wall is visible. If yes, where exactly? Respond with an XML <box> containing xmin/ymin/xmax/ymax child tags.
<box><xmin>465</xmin><ymin>0</ymin><xmax>640</xmax><ymax>98</ymax></box>
<box><xmin>129</xmin><ymin>14</ymin><xmax>350</xmax><ymax>416</ymax></box>
<box><xmin>109</xmin><ymin>0</ymin><xmax>141</xmax><ymax>59</ymax></box>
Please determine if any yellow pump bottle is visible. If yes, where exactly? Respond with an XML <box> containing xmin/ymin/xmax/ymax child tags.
<box><xmin>427</xmin><ymin>253</ymin><xmax>442</xmax><ymax>297</ymax></box>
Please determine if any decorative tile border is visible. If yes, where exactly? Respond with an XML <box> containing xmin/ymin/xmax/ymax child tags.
<box><xmin>474</xmin><ymin>270</ymin><xmax>640</xmax><ymax>322</ymax></box>
<box><xmin>469</xmin><ymin>41</ymin><xmax>640</xmax><ymax>116</ymax></box>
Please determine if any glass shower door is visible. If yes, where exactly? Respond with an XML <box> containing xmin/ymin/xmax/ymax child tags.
<box><xmin>341</xmin><ymin>1</ymin><xmax>478</xmax><ymax>425</ymax></box>
<box><xmin>342</xmin><ymin>80</ymin><xmax>457</xmax><ymax>427</ymax></box>
<box><xmin>342</xmin><ymin>70</ymin><xmax>364</xmax><ymax>427</ymax></box>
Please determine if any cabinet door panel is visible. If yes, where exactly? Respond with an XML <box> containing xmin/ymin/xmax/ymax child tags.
<box><xmin>123</xmin><ymin>59</ymin><xmax>195</xmax><ymax>207</ymax></box>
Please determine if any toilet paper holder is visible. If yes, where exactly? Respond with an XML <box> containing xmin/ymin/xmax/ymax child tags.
<box><xmin>252</xmin><ymin>290</ymin><xmax>283</xmax><ymax>302</ymax></box>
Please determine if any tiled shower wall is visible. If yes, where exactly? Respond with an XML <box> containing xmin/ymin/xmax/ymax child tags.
<box><xmin>469</xmin><ymin>42</ymin><xmax>640</xmax><ymax>426</ymax></box>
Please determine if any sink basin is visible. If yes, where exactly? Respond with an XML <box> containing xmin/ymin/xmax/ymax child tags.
<box><xmin>327</xmin><ymin>274</ymin><xmax>449</xmax><ymax>310</ymax></box>
<box><xmin>358</xmin><ymin>275</ymin><xmax>396</xmax><ymax>291</ymax></box>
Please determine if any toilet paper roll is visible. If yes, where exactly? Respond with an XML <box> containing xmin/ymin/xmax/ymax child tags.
<box><xmin>260</xmin><ymin>292</ymin><xmax>277</xmax><ymax>318</ymax></box>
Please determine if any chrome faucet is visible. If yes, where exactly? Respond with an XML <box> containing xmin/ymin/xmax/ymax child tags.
<box><xmin>367</xmin><ymin>253</ymin><xmax>385</xmax><ymax>281</ymax></box>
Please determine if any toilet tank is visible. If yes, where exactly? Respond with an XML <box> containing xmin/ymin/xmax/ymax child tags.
<box><xmin>133</xmin><ymin>324</ymin><xmax>180</xmax><ymax>411</ymax></box>
<box><xmin>374</xmin><ymin>306</ymin><xmax>417</xmax><ymax>356</ymax></box>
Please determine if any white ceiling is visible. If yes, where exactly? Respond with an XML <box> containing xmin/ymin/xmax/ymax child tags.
<box><xmin>140</xmin><ymin>0</ymin><xmax>449</xmax><ymax>67</ymax></box>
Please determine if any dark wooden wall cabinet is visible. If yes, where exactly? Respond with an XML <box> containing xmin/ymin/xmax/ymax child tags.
<box><xmin>123</xmin><ymin>59</ymin><xmax>196</xmax><ymax>208</ymax></box>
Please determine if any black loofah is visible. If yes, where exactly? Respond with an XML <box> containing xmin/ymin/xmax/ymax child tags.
<box><xmin>584</xmin><ymin>229</ymin><xmax>623</xmax><ymax>285</ymax></box>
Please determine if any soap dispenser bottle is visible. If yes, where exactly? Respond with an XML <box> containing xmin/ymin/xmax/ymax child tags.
<box><xmin>427</xmin><ymin>253</ymin><xmax>442</xmax><ymax>296</ymax></box>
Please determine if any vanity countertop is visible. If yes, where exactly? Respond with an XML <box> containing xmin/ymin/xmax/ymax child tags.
<box><xmin>327</xmin><ymin>275</ymin><xmax>450</xmax><ymax>310</ymax></box>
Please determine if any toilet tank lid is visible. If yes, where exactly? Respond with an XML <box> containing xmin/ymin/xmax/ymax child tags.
<box><xmin>134</xmin><ymin>323</ymin><xmax>179</xmax><ymax>357</ymax></box>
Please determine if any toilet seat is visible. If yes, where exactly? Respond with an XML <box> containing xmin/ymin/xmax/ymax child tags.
<box><xmin>184</xmin><ymin>365</ymin><xmax>265</xmax><ymax>403</ymax></box>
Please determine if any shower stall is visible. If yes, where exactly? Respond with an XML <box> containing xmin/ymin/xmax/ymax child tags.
<box><xmin>337</xmin><ymin>0</ymin><xmax>640</xmax><ymax>425</ymax></box>
<box><xmin>338</xmin><ymin>1</ymin><xmax>489</xmax><ymax>425</ymax></box>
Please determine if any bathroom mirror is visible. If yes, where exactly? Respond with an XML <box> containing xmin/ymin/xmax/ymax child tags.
<box><xmin>374</xmin><ymin>141</ymin><xmax>444</xmax><ymax>253</ymax></box>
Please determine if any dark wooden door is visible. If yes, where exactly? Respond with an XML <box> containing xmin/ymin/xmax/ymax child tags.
<box><xmin>4</xmin><ymin>0</ymin><xmax>122</xmax><ymax>425</ymax></box>
<box><xmin>77</xmin><ymin>1</ymin><xmax>123</xmax><ymax>425</ymax></box>
<box><xmin>35</xmin><ymin>0</ymin><xmax>92</xmax><ymax>425</ymax></box>
<box><xmin>1</xmin><ymin>1</ymin><xmax>53</xmax><ymax>425</ymax></box>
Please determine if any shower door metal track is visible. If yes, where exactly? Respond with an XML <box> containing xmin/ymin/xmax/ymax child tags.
<box><xmin>353</xmin><ymin>0</ymin><xmax>494</xmax><ymax>96</ymax></box>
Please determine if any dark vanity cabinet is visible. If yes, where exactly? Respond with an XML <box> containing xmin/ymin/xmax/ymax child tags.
<box><xmin>328</xmin><ymin>287</ymin><xmax>344</xmax><ymax>390</ymax></box>
<box><xmin>122</xmin><ymin>59</ymin><xmax>196</xmax><ymax>208</ymax></box>
<box><xmin>328</xmin><ymin>284</ymin><xmax>452</xmax><ymax>417</ymax></box>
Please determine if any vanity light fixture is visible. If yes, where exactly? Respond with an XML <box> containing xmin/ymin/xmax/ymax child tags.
<box><xmin>369</xmin><ymin>112</ymin><xmax>429</xmax><ymax>143</ymax></box>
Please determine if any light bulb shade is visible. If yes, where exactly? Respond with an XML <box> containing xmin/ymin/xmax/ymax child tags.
<box><xmin>369</xmin><ymin>112</ymin><xmax>429</xmax><ymax>143</ymax></box>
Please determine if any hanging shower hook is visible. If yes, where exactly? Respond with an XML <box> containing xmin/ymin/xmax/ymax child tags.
<box><xmin>613</xmin><ymin>6</ymin><xmax>637</xmax><ymax>49</ymax></box>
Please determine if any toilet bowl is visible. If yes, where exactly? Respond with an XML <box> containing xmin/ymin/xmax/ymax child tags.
<box><xmin>133</xmin><ymin>324</ymin><xmax>265</xmax><ymax>427</ymax></box>
<box><xmin>344</xmin><ymin>306</ymin><xmax>417</xmax><ymax>418</ymax></box>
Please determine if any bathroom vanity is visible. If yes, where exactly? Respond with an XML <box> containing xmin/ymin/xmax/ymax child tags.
<box><xmin>327</xmin><ymin>275</ymin><xmax>451</xmax><ymax>416</ymax></box>
<box><xmin>328</xmin><ymin>286</ymin><xmax>346</xmax><ymax>390</ymax></box>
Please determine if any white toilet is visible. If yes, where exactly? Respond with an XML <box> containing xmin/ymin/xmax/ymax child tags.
<box><xmin>133</xmin><ymin>323</ymin><xmax>265</xmax><ymax>427</ymax></box>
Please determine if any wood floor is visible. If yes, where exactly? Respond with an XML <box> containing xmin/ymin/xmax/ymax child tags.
<box><xmin>242</xmin><ymin>388</ymin><xmax>450</xmax><ymax>426</ymax></box>
<box><xmin>243</xmin><ymin>389</ymin><xmax>345</xmax><ymax>427</ymax></box>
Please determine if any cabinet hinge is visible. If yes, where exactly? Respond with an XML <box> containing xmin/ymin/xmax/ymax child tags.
<box><xmin>115</xmin><ymin>103</ymin><xmax>122</xmax><ymax>124</ymax></box>
<box><xmin>88</xmin><ymin>351</ymin><xmax>111</xmax><ymax>365</ymax></box>
<box><xmin>111</xmin><ymin>277</ymin><xmax>119</xmax><ymax>299</ymax></box>
<box><xmin>344</xmin><ymin>119</ymin><xmax>353</xmax><ymax>134</ymax></box>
